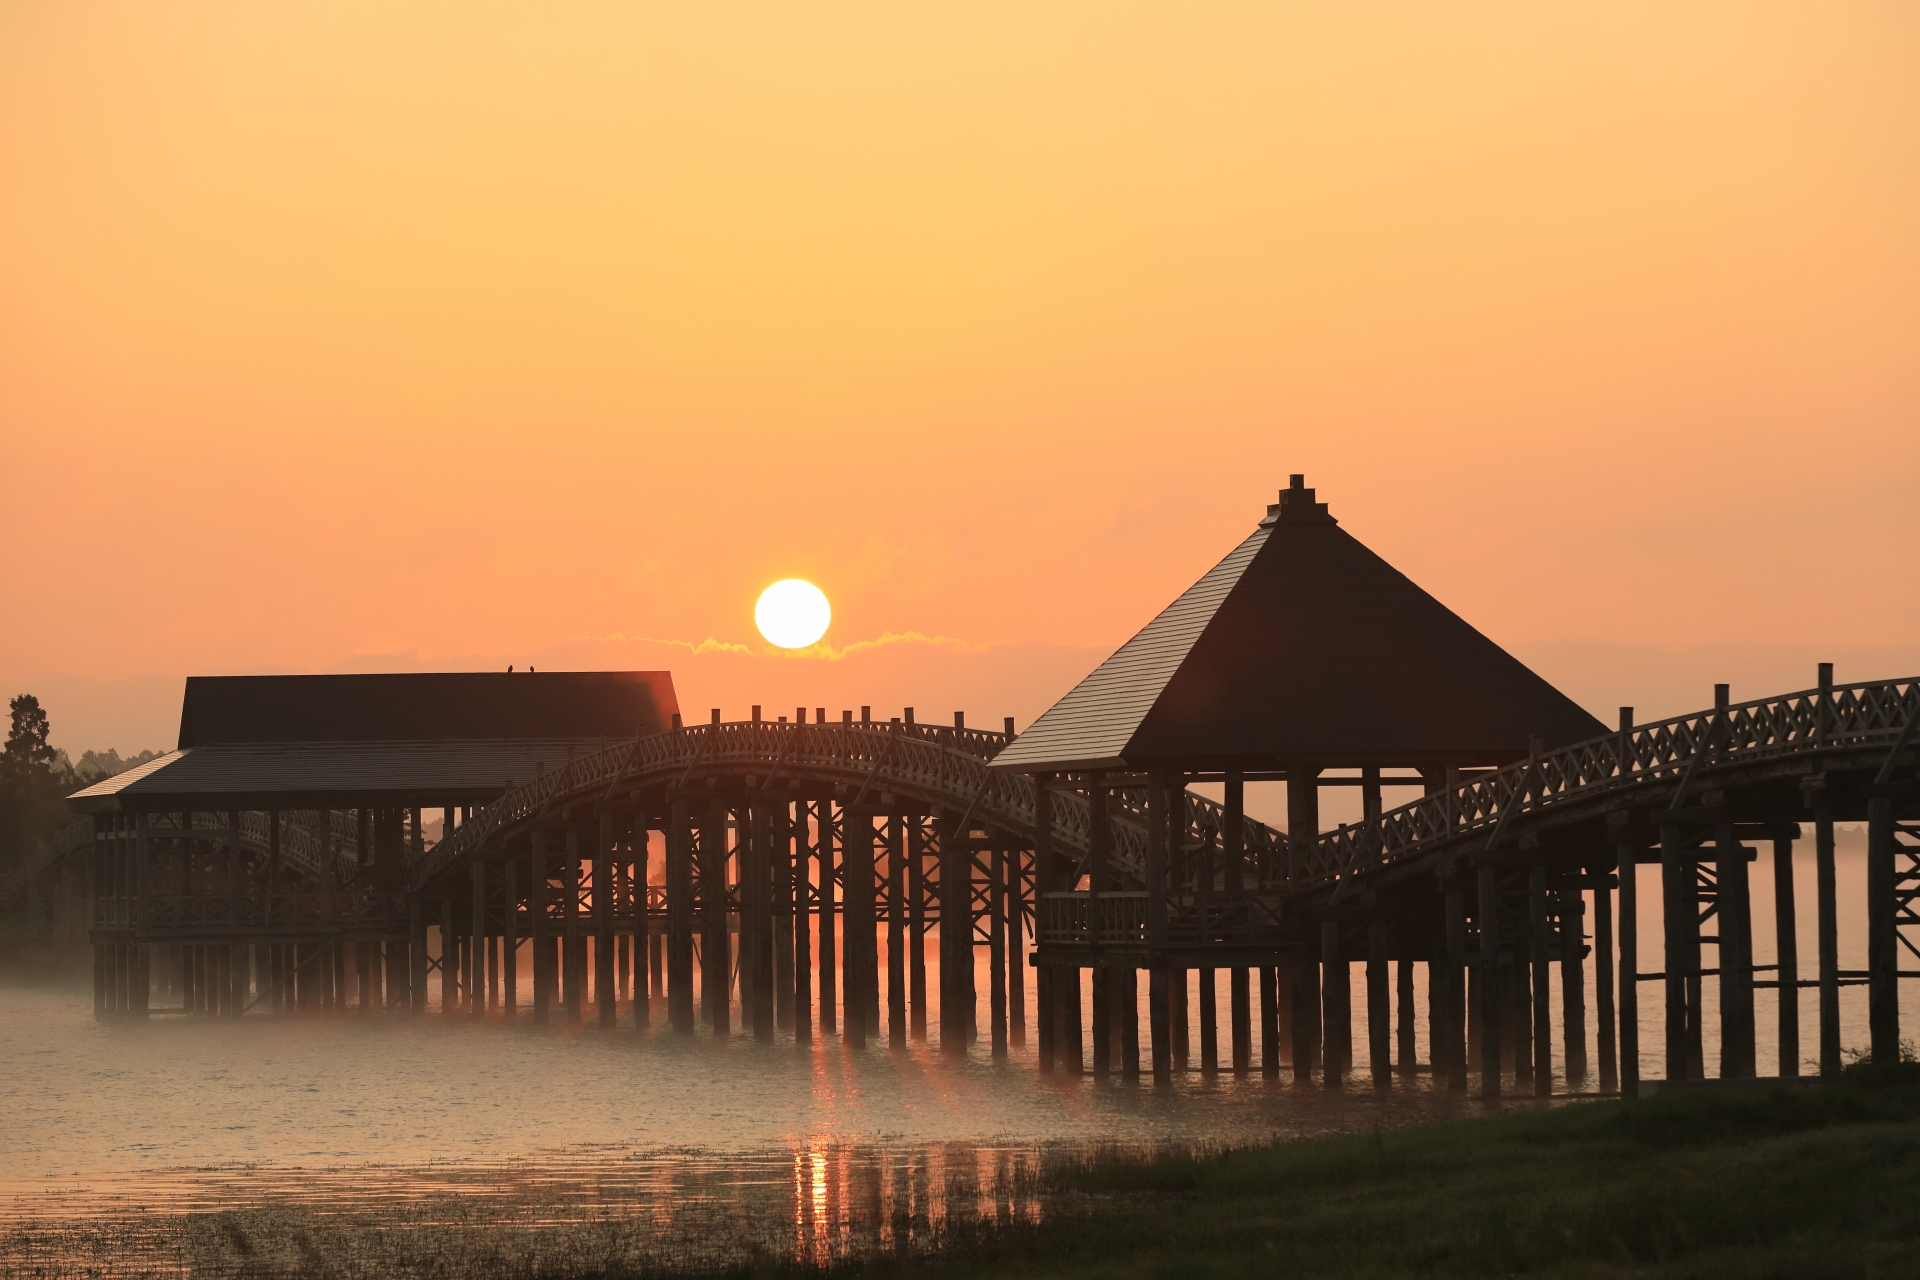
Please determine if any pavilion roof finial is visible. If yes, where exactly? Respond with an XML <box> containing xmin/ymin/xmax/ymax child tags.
<box><xmin>1260</xmin><ymin>473</ymin><xmax>1334</xmax><ymax>526</ymax></box>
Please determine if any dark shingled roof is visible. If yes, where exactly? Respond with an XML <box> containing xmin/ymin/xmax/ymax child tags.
<box><xmin>993</xmin><ymin>477</ymin><xmax>1606</xmax><ymax>772</ymax></box>
<box><xmin>177</xmin><ymin>671</ymin><xmax>676</xmax><ymax>748</ymax></box>
<box><xmin>69</xmin><ymin>672</ymin><xmax>679</xmax><ymax>812</ymax></box>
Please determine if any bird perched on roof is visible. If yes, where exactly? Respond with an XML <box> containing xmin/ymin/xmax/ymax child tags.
<box><xmin>506</xmin><ymin>665</ymin><xmax>514</xmax><ymax>672</ymax></box>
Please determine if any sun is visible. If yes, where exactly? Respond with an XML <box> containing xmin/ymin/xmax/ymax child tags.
<box><xmin>755</xmin><ymin>579</ymin><xmax>831</xmax><ymax>649</ymax></box>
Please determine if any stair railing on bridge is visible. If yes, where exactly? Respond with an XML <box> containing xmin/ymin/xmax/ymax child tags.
<box><xmin>1306</xmin><ymin>677</ymin><xmax>1920</xmax><ymax>892</ymax></box>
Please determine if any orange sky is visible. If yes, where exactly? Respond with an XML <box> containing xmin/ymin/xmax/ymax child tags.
<box><xmin>2</xmin><ymin>1</ymin><xmax>1916</xmax><ymax>755</ymax></box>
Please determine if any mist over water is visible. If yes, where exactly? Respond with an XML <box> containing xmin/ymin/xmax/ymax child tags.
<box><xmin>0</xmin><ymin>829</ymin><xmax>1879</xmax><ymax>1275</ymax></box>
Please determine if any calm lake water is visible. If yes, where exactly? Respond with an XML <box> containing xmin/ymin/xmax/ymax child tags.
<box><xmin>0</xmin><ymin>829</ymin><xmax>1879</xmax><ymax>1276</ymax></box>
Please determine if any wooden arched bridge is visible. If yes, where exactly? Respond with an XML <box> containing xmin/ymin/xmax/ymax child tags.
<box><xmin>25</xmin><ymin>481</ymin><xmax>1919</xmax><ymax>1098</ymax></box>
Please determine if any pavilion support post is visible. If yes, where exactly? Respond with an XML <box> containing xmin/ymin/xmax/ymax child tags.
<box><xmin>1322</xmin><ymin>920</ymin><xmax>1349</xmax><ymax>1089</ymax></box>
<box><xmin>1869</xmin><ymin>795</ymin><xmax>1900</xmax><ymax>1064</ymax></box>
<box><xmin>1261</xmin><ymin>966</ymin><xmax>1281</xmax><ymax>1076</ymax></box>
<box><xmin>1395</xmin><ymin>958</ymin><xmax>1415</xmax><ymax>1075</ymax></box>
<box><xmin>1717</xmin><ymin>820</ymin><xmax>1756</xmax><ymax>1078</ymax></box>
<box><xmin>889</xmin><ymin>815</ymin><xmax>908</xmax><ymax>1049</ymax></box>
<box><xmin>597</xmin><ymin>810</ymin><xmax>617</xmax><ymax>1029</ymax></box>
<box><xmin>793</xmin><ymin>801</ymin><xmax>813</xmax><ymax>1042</ymax></box>
<box><xmin>818</xmin><ymin>799</ymin><xmax>838</xmax><ymax>1035</ymax></box>
<box><xmin>667</xmin><ymin>796</ymin><xmax>694</xmax><ymax>1034</ymax></box>
<box><xmin>1120</xmin><ymin>966</ymin><xmax>1141</xmax><ymax>1078</ymax></box>
<box><xmin>1477</xmin><ymin>862</ymin><xmax>1502</xmax><ymax>1098</ymax></box>
<box><xmin>989</xmin><ymin>840</ymin><xmax>1008</xmax><ymax>1059</ymax></box>
<box><xmin>1617</xmin><ymin>837</ymin><xmax>1640</xmax><ymax>1096</ymax></box>
<box><xmin>1593</xmin><ymin>871</ymin><xmax>1617</xmax><ymax>1092</ymax></box>
<box><xmin>409</xmin><ymin>894</ymin><xmax>428</xmax><ymax>1013</ymax></box>
<box><xmin>908</xmin><ymin>816</ymin><xmax>928</xmax><ymax>1042</ymax></box>
<box><xmin>1367</xmin><ymin>918</ymin><xmax>1391</xmax><ymax>1090</ymax></box>
<box><xmin>1530</xmin><ymin>866</ymin><xmax>1552</xmax><ymax>1097</ymax></box>
<box><xmin>1197</xmin><ymin>969</ymin><xmax>1217</xmax><ymax>1075</ymax></box>
<box><xmin>1816</xmin><ymin>803</ymin><xmax>1840</xmax><ymax>1075</ymax></box>
<box><xmin>1773</xmin><ymin>834</ymin><xmax>1798</xmax><ymax>1076</ymax></box>
<box><xmin>1659</xmin><ymin>821</ymin><xmax>1691</xmax><ymax>1082</ymax></box>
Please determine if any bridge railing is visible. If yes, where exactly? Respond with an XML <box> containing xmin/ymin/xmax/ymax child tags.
<box><xmin>1305</xmin><ymin>677</ymin><xmax>1920</xmax><ymax>891</ymax></box>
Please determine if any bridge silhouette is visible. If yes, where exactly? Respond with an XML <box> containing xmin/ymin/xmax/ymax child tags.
<box><xmin>12</xmin><ymin>479</ymin><xmax>1917</xmax><ymax>1100</ymax></box>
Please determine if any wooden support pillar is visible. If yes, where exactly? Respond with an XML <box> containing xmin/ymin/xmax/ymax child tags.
<box><xmin>596</xmin><ymin>810</ymin><xmax>617</xmax><ymax>1029</ymax></box>
<box><xmin>773</xmin><ymin>803</ymin><xmax>794</xmax><ymax>1033</ymax></box>
<box><xmin>1059</xmin><ymin>963</ymin><xmax>1084</xmax><ymax>1074</ymax></box>
<box><xmin>748</xmin><ymin>802</ymin><xmax>776</xmax><ymax>1043</ymax></box>
<box><xmin>844</xmin><ymin>804</ymin><xmax>875</xmax><ymax>1048</ymax></box>
<box><xmin>1717</xmin><ymin>820</ymin><xmax>1756</xmax><ymax>1078</ymax></box>
<box><xmin>1773</xmin><ymin>834</ymin><xmax>1798</xmax><ymax>1076</ymax></box>
<box><xmin>1032</xmin><ymin>783</ymin><xmax>1054</xmax><ymax>1073</ymax></box>
<box><xmin>1197</xmin><ymin>968</ymin><xmax>1217</xmax><ymax>1074</ymax></box>
<box><xmin>532</xmin><ymin>832</ymin><xmax>551</xmax><ymax>1024</ymax></box>
<box><xmin>1091</xmin><ymin>965</ymin><xmax>1111</xmax><ymax>1078</ymax></box>
<box><xmin>1261</xmin><ymin>966</ymin><xmax>1281</xmax><ymax>1076</ymax></box>
<box><xmin>1444</xmin><ymin>883</ymin><xmax>1468</xmax><ymax>1091</ymax></box>
<box><xmin>667</xmin><ymin>797</ymin><xmax>694</xmax><ymax>1033</ymax></box>
<box><xmin>1119</xmin><ymin>966</ymin><xmax>1140</xmax><ymax>1077</ymax></box>
<box><xmin>1395</xmin><ymin>958</ymin><xmax>1415</xmax><ymax>1074</ymax></box>
<box><xmin>1617</xmin><ymin>837</ymin><xmax>1640</xmax><ymax>1096</ymax></box>
<box><xmin>1659</xmin><ymin>820</ymin><xmax>1691</xmax><ymax>1082</ymax></box>
<box><xmin>1322</xmin><ymin>920</ymin><xmax>1349</xmax><ymax>1089</ymax></box>
<box><xmin>818</xmin><ymin>799</ymin><xmax>838</xmax><ymax>1035</ymax></box>
<box><xmin>1170</xmin><ymin>970</ymin><xmax>1190</xmax><ymax>1070</ymax></box>
<box><xmin>793</xmin><ymin>800</ymin><xmax>812</xmax><ymax>1043</ymax></box>
<box><xmin>439</xmin><ymin>897</ymin><xmax>457</xmax><ymax>1015</ymax></box>
<box><xmin>1291</xmin><ymin>958</ymin><xmax>1319</xmax><ymax>1084</ymax></box>
<box><xmin>1593</xmin><ymin>872</ymin><xmax>1617</xmax><ymax>1092</ymax></box>
<box><xmin>908</xmin><ymin>816</ymin><xmax>928</xmax><ymax>1041</ymax></box>
<box><xmin>700</xmin><ymin>798</ymin><xmax>730</xmax><ymax>1036</ymax></box>
<box><xmin>1477</xmin><ymin>862</ymin><xmax>1501</xmax><ymax>1098</ymax></box>
<box><xmin>1869</xmin><ymin>795</ymin><xmax>1900</xmax><ymax>1064</ymax></box>
<box><xmin>1816</xmin><ymin>803</ymin><xmax>1840</xmax><ymax>1075</ymax></box>
<box><xmin>1009</xmin><ymin>845</ymin><xmax>1028</xmax><ymax>1047</ymax></box>
<box><xmin>1529</xmin><ymin>867</ymin><xmax>1552</xmax><ymax>1096</ymax></box>
<box><xmin>888</xmin><ymin>814</ymin><xmax>908</xmax><ymax>1049</ymax></box>
<box><xmin>471</xmin><ymin>857</ymin><xmax>487</xmax><ymax>1017</ymax></box>
<box><xmin>989</xmin><ymin>840</ymin><xmax>1008</xmax><ymax>1059</ymax></box>
<box><xmin>1230</xmin><ymin>968</ymin><xmax>1251</xmax><ymax>1077</ymax></box>
<box><xmin>1559</xmin><ymin>887</ymin><xmax>1588</xmax><ymax>1082</ymax></box>
<box><xmin>632</xmin><ymin>821</ymin><xmax>649</xmax><ymax>1030</ymax></box>
<box><xmin>1367</xmin><ymin>918</ymin><xmax>1391</xmax><ymax>1090</ymax></box>
<box><xmin>563</xmin><ymin>827</ymin><xmax>584</xmax><ymax>1026</ymax></box>
<box><xmin>1149</xmin><ymin>964</ymin><xmax>1172</xmax><ymax>1082</ymax></box>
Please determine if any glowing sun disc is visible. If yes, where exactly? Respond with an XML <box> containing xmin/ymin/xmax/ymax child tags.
<box><xmin>755</xmin><ymin>579</ymin><xmax>831</xmax><ymax>649</ymax></box>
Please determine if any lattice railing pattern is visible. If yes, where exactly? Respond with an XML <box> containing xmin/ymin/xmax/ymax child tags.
<box><xmin>411</xmin><ymin>720</ymin><xmax>1292</xmax><ymax>893</ymax></box>
<box><xmin>1306</xmin><ymin>678</ymin><xmax>1920</xmax><ymax>891</ymax></box>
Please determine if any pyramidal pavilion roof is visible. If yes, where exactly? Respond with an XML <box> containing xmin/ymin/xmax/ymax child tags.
<box><xmin>992</xmin><ymin>476</ymin><xmax>1606</xmax><ymax>773</ymax></box>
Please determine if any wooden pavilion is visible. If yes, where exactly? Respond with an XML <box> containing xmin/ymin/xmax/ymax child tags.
<box><xmin>993</xmin><ymin>474</ymin><xmax>1606</xmax><ymax>1082</ymax></box>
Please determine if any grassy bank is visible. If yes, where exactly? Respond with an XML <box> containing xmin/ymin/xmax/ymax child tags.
<box><xmin>802</xmin><ymin>1069</ymin><xmax>1920</xmax><ymax>1280</ymax></box>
